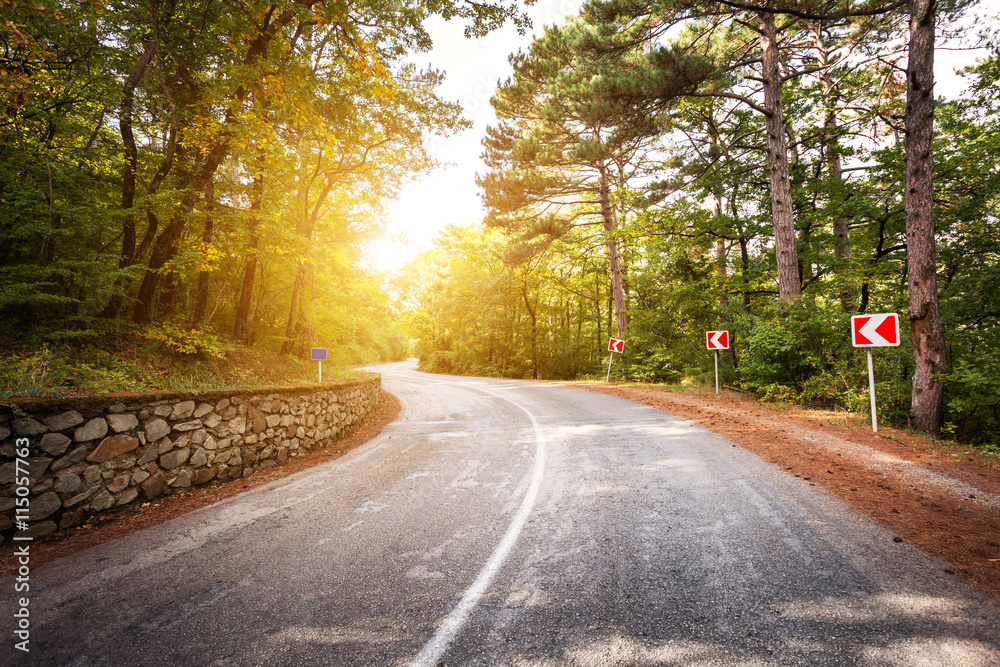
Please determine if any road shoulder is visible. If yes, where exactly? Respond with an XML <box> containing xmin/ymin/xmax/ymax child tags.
<box><xmin>0</xmin><ymin>389</ymin><xmax>402</xmax><ymax>577</ymax></box>
<box><xmin>573</xmin><ymin>382</ymin><xmax>1000</xmax><ymax>605</ymax></box>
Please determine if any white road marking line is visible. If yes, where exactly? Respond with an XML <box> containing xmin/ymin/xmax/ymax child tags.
<box><xmin>410</xmin><ymin>386</ymin><xmax>547</xmax><ymax>667</ymax></box>
<box><xmin>341</xmin><ymin>521</ymin><xmax>364</xmax><ymax>533</ymax></box>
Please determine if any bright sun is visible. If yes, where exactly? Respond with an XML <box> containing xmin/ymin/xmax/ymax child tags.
<box><xmin>364</xmin><ymin>237</ymin><xmax>420</xmax><ymax>274</ymax></box>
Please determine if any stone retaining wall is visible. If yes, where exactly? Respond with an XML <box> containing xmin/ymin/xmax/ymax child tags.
<box><xmin>0</xmin><ymin>376</ymin><xmax>380</xmax><ymax>545</ymax></box>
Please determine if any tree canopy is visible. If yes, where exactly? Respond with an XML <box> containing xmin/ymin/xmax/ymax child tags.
<box><xmin>5</xmin><ymin>0</ymin><xmax>1000</xmax><ymax>445</ymax></box>
<box><xmin>1</xmin><ymin>0</ymin><xmax>527</xmax><ymax>373</ymax></box>
<box><xmin>404</xmin><ymin>0</ymin><xmax>1000</xmax><ymax>444</ymax></box>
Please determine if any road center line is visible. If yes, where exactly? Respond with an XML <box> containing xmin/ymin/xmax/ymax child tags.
<box><xmin>410</xmin><ymin>385</ymin><xmax>547</xmax><ymax>667</ymax></box>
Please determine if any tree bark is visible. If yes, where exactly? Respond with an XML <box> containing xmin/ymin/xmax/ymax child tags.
<box><xmin>98</xmin><ymin>42</ymin><xmax>156</xmax><ymax>320</ymax></box>
<box><xmin>521</xmin><ymin>271</ymin><xmax>539</xmax><ymax>379</ymax></box>
<box><xmin>192</xmin><ymin>177</ymin><xmax>214</xmax><ymax>326</ymax></box>
<box><xmin>803</xmin><ymin>20</ymin><xmax>855</xmax><ymax>313</ymax></box>
<box><xmin>281</xmin><ymin>266</ymin><xmax>304</xmax><ymax>354</ymax></box>
<box><xmin>131</xmin><ymin>140</ymin><xmax>228</xmax><ymax>324</ymax></box>
<box><xmin>905</xmin><ymin>0</ymin><xmax>945</xmax><ymax>435</ymax></box>
<box><xmin>599</xmin><ymin>164</ymin><xmax>628</xmax><ymax>337</ymax></box>
<box><xmin>710</xmin><ymin>133</ymin><xmax>730</xmax><ymax>313</ymax></box>
<box><xmin>234</xmin><ymin>169</ymin><xmax>265</xmax><ymax>344</ymax></box>
<box><xmin>595</xmin><ymin>268</ymin><xmax>602</xmax><ymax>360</ymax></box>
<box><xmin>118</xmin><ymin>42</ymin><xmax>155</xmax><ymax>269</ymax></box>
<box><xmin>759</xmin><ymin>13</ymin><xmax>801</xmax><ymax>303</ymax></box>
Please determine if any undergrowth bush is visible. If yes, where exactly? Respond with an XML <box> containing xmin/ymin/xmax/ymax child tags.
<box><xmin>944</xmin><ymin>356</ymin><xmax>1000</xmax><ymax>445</ymax></box>
<box><xmin>142</xmin><ymin>322</ymin><xmax>235</xmax><ymax>358</ymax></box>
<box><xmin>734</xmin><ymin>302</ymin><xmax>849</xmax><ymax>393</ymax></box>
<box><xmin>0</xmin><ymin>322</ymin><xmax>367</xmax><ymax>397</ymax></box>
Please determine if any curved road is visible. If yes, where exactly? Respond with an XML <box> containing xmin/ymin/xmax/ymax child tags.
<box><xmin>6</xmin><ymin>361</ymin><xmax>1000</xmax><ymax>665</ymax></box>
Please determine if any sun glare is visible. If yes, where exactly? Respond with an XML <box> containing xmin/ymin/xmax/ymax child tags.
<box><xmin>364</xmin><ymin>237</ymin><xmax>419</xmax><ymax>274</ymax></box>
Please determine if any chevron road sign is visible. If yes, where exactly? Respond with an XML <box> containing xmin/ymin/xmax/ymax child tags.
<box><xmin>606</xmin><ymin>338</ymin><xmax>624</xmax><ymax>382</ymax></box>
<box><xmin>706</xmin><ymin>331</ymin><xmax>729</xmax><ymax>350</ymax></box>
<box><xmin>706</xmin><ymin>331</ymin><xmax>729</xmax><ymax>393</ymax></box>
<box><xmin>851</xmin><ymin>313</ymin><xmax>900</xmax><ymax>347</ymax></box>
<box><xmin>850</xmin><ymin>313</ymin><xmax>900</xmax><ymax>433</ymax></box>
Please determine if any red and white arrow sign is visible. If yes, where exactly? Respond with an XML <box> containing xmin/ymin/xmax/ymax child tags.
<box><xmin>608</xmin><ymin>337</ymin><xmax>625</xmax><ymax>353</ymax></box>
<box><xmin>851</xmin><ymin>313</ymin><xmax>900</xmax><ymax>347</ymax></box>
<box><xmin>706</xmin><ymin>330</ymin><xmax>729</xmax><ymax>350</ymax></box>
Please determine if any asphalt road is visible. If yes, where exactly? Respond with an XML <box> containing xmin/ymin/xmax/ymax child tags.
<box><xmin>5</xmin><ymin>360</ymin><xmax>1000</xmax><ymax>666</ymax></box>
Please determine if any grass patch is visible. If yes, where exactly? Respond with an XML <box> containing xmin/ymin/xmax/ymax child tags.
<box><xmin>0</xmin><ymin>322</ymin><xmax>368</xmax><ymax>398</ymax></box>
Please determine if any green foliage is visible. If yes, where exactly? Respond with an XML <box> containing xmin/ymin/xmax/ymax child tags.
<box><xmin>943</xmin><ymin>358</ymin><xmax>1000</xmax><ymax>444</ymax></box>
<box><xmin>621</xmin><ymin>233</ymin><xmax>717</xmax><ymax>383</ymax></box>
<box><xmin>0</xmin><ymin>0</ymin><xmax>531</xmax><ymax>388</ymax></box>
<box><xmin>736</xmin><ymin>304</ymin><xmax>846</xmax><ymax>392</ymax></box>
<box><xmin>0</xmin><ymin>324</ymin><xmax>365</xmax><ymax>398</ymax></box>
<box><xmin>413</xmin><ymin>27</ymin><xmax>1000</xmax><ymax>449</ymax></box>
<box><xmin>401</xmin><ymin>224</ymin><xmax>607</xmax><ymax>380</ymax></box>
<box><xmin>412</xmin><ymin>27</ymin><xmax>1000</xmax><ymax>450</ymax></box>
<box><xmin>142</xmin><ymin>323</ymin><xmax>234</xmax><ymax>359</ymax></box>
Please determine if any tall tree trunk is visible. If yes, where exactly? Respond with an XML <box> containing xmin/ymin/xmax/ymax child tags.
<box><xmin>710</xmin><ymin>124</ymin><xmax>730</xmax><ymax>316</ymax></box>
<box><xmin>233</xmin><ymin>237</ymin><xmax>259</xmax><ymax>343</ymax></box>
<box><xmin>192</xmin><ymin>177</ymin><xmax>214</xmax><ymax>326</ymax></box>
<box><xmin>905</xmin><ymin>0</ymin><xmax>945</xmax><ymax>435</ymax></box>
<box><xmin>714</xmin><ymin>194</ymin><xmax>738</xmax><ymax>368</ymax></box>
<box><xmin>715</xmin><ymin>235</ymin><xmax>738</xmax><ymax>369</ymax></box>
<box><xmin>234</xmin><ymin>169</ymin><xmax>265</xmax><ymax>344</ymax></box>
<box><xmin>108</xmin><ymin>0</ymin><xmax>181</xmax><ymax>320</ymax></box>
<box><xmin>759</xmin><ymin>13</ymin><xmax>801</xmax><ymax>303</ymax></box>
<box><xmin>714</xmin><ymin>196</ymin><xmax>730</xmax><ymax>313</ymax></box>
<box><xmin>132</xmin><ymin>141</ymin><xmax>227</xmax><ymax>324</ymax></box>
<box><xmin>521</xmin><ymin>271</ymin><xmax>538</xmax><ymax>379</ymax></box>
<box><xmin>804</xmin><ymin>20</ymin><xmax>855</xmax><ymax>313</ymax></box>
<box><xmin>739</xmin><ymin>236</ymin><xmax>752</xmax><ymax>309</ymax></box>
<box><xmin>281</xmin><ymin>263</ymin><xmax>306</xmax><ymax>354</ymax></box>
<box><xmin>598</xmin><ymin>164</ymin><xmax>628</xmax><ymax>337</ymax></box>
<box><xmin>281</xmin><ymin>158</ymin><xmax>325</xmax><ymax>355</ymax></box>
<box><xmin>99</xmin><ymin>42</ymin><xmax>156</xmax><ymax>319</ymax></box>
<box><xmin>118</xmin><ymin>43</ymin><xmax>155</xmax><ymax>270</ymax></box>
<box><xmin>595</xmin><ymin>268</ymin><xmax>602</xmax><ymax>361</ymax></box>
<box><xmin>131</xmin><ymin>219</ymin><xmax>182</xmax><ymax>323</ymax></box>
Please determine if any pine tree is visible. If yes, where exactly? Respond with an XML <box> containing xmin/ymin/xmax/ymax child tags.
<box><xmin>479</xmin><ymin>20</ymin><xmax>665</xmax><ymax>337</ymax></box>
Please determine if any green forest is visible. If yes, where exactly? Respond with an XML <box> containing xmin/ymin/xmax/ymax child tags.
<box><xmin>3</xmin><ymin>0</ymin><xmax>1000</xmax><ymax>445</ymax></box>
<box><xmin>1</xmin><ymin>0</ymin><xmax>524</xmax><ymax>390</ymax></box>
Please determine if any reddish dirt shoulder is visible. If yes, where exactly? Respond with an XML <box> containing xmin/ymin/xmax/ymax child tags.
<box><xmin>0</xmin><ymin>390</ymin><xmax>401</xmax><ymax>577</ymax></box>
<box><xmin>574</xmin><ymin>382</ymin><xmax>1000</xmax><ymax>604</ymax></box>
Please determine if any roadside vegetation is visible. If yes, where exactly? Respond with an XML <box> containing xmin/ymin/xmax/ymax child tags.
<box><xmin>4</xmin><ymin>1</ymin><xmax>999</xmax><ymax>450</ymax></box>
<box><xmin>0</xmin><ymin>322</ymin><xmax>374</xmax><ymax>397</ymax></box>
<box><xmin>399</xmin><ymin>1</ymin><xmax>1000</xmax><ymax>450</ymax></box>
<box><xmin>1</xmin><ymin>1</ymin><xmax>530</xmax><ymax>397</ymax></box>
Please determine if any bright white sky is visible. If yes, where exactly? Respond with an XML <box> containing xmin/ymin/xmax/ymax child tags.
<box><xmin>366</xmin><ymin>0</ymin><xmax>585</xmax><ymax>271</ymax></box>
<box><xmin>364</xmin><ymin>0</ymin><xmax>1000</xmax><ymax>273</ymax></box>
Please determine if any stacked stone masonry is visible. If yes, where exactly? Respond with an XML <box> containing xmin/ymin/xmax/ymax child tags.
<box><xmin>0</xmin><ymin>377</ymin><xmax>380</xmax><ymax>544</ymax></box>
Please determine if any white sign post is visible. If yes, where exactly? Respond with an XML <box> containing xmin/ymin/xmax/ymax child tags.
<box><xmin>607</xmin><ymin>338</ymin><xmax>624</xmax><ymax>382</ymax></box>
<box><xmin>706</xmin><ymin>331</ymin><xmax>729</xmax><ymax>394</ymax></box>
<box><xmin>851</xmin><ymin>313</ymin><xmax>900</xmax><ymax>432</ymax></box>
<box><xmin>311</xmin><ymin>348</ymin><xmax>328</xmax><ymax>383</ymax></box>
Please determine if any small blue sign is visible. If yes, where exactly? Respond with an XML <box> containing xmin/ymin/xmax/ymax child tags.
<box><xmin>310</xmin><ymin>348</ymin><xmax>328</xmax><ymax>361</ymax></box>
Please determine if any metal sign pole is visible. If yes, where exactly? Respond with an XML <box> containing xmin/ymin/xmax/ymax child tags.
<box><xmin>715</xmin><ymin>350</ymin><xmax>719</xmax><ymax>394</ymax></box>
<box><xmin>606</xmin><ymin>352</ymin><xmax>614</xmax><ymax>382</ymax></box>
<box><xmin>867</xmin><ymin>349</ymin><xmax>877</xmax><ymax>432</ymax></box>
<box><xmin>311</xmin><ymin>348</ymin><xmax>328</xmax><ymax>384</ymax></box>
